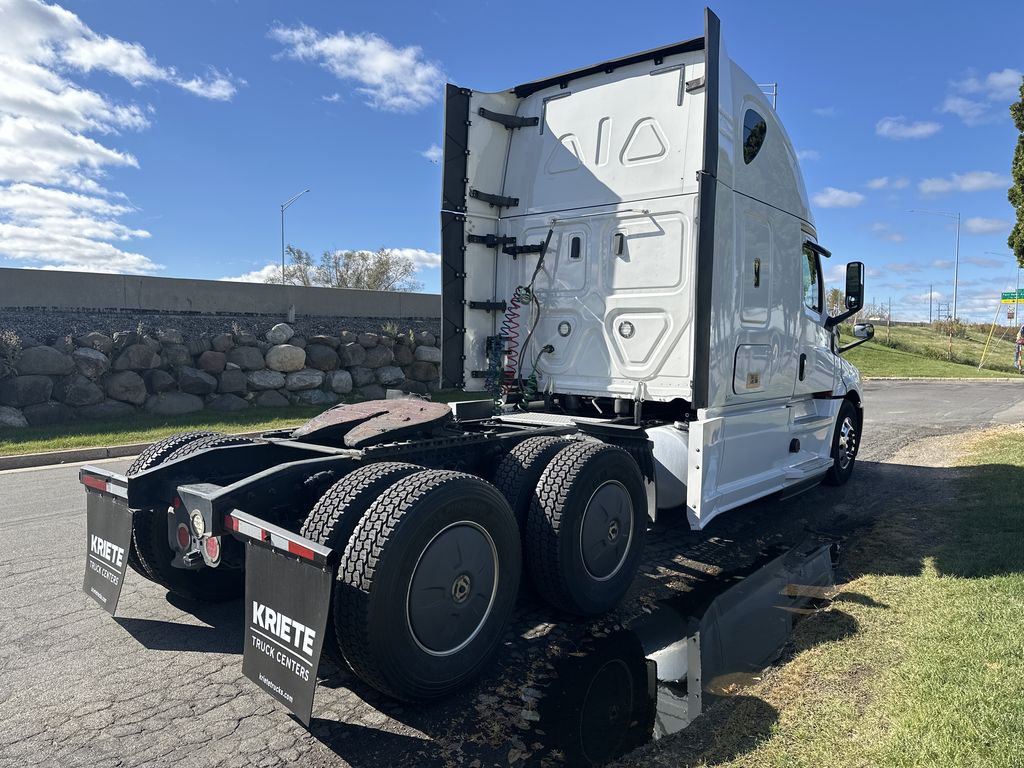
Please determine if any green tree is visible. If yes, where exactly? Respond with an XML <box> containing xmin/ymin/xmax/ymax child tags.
<box><xmin>1008</xmin><ymin>80</ymin><xmax>1024</xmax><ymax>267</ymax></box>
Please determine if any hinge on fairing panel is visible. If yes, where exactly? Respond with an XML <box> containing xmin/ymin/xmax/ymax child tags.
<box><xmin>468</xmin><ymin>300</ymin><xmax>508</xmax><ymax>312</ymax></box>
<box><xmin>685</xmin><ymin>76</ymin><xmax>705</xmax><ymax>93</ymax></box>
<box><xmin>467</xmin><ymin>233</ymin><xmax>516</xmax><ymax>248</ymax></box>
<box><xmin>477</xmin><ymin>107</ymin><xmax>539</xmax><ymax>129</ymax></box>
<box><xmin>469</xmin><ymin>189</ymin><xmax>519</xmax><ymax>208</ymax></box>
<box><xmin>501</xmin><ymin>242</ymin><xmax>545</xmax><ymax>259</ymax></box>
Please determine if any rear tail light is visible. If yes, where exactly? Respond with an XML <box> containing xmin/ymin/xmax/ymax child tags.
<box><xmin>205</xmin><ymin>536</ymin><xmax>221</xmax><ymax>562</ymax></box>
<box><xmin>176</xmin><ymin>523</ymin><xmax>191</xmax><ymax>550</ymax></box>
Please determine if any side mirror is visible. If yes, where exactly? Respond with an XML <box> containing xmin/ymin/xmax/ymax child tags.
<box><xmin>845</xmin><ymin>262</ymin><xmax>865</xmax><ymax>312</ymax></box>
<box><xmin>853</xmin><ymin>322</ymin><xmax>874</xmax><ymax>340</ymax></box>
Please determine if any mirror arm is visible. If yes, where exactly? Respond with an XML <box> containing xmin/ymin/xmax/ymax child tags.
<box><xmin>838</xmin><ymin>336</ymin><xmax>871</xmax><ymax>355</ymax></box>
<box><xmin>825</xmin><ymin>307</ymin><xmax>859</xmax><ymax>331</ymax></box>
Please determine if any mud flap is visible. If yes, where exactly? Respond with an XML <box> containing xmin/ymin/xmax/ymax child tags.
<box><xmin>82</xmin><ymin>471</ymin><xmax>132</xmax><ymax>615</ymax></box>
<box><xmin>241</xmin><ymin>540</ymin><xmax>332</xmax><ymax>726</ymax></box>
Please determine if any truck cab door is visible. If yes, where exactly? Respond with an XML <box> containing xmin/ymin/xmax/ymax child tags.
<box><xmin>793</xmin><ymin>242</ymin><xmax>836</xmax><ymax>397</ymax></box>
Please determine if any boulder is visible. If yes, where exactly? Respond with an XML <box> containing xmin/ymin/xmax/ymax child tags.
<box><xmin>308</xmin><ymin>335</ymin><xmax>339</xmax><ymax>349</ymax></box>
<box><xmin>0</xmin><ymin>375</ymin><xmax>53</xmax><ymax>407</ymax></box>
<box><xmin>414</xmin><ymin>345</ymin><xmax>442</xmax><ymax>364</ymax></box>
<box><xmin>337</xmin><ymin>342</ymin><xmax>366</xmax><ymax>367</ymax></box>
<box><xmin>0</xmin><ymin>405</ymin><xmax>28</xmax><ymax>428</ymax></box>
<box><xmin>141</xmin><ymin>336</ymin><xmax>161</xmax><ymax>352</ymax></box>
<box><xmin>349</xmin><ymin>367</ymin><xmax>375</xmax><ymax>387</ymax></box>
<box><xmin>161</xmin><ymin>343</ymin><xmax>192</xmax><ymax>368</ymax></box>
<box><xmin>415</xmin><ymin>331</ymin><xmax>437</xmax><ymax>347</ymax></box>
<box><xmin>357</xmin><ymin>384</ymin><xmax>387</xmax><ymax>401</ymax></box>
<box><xmin>19</xmin><ymin>335</ymin><xmax>41</xmax><ymax>349</ymax></box>
<box><xmin>16</xmin><ymin>346</ymin><xmax>74</xmax><ymax>376</ymax></box>
<box><xmin>54</xmin><ymin>374</ymin><xmax>104</xmax><ymax>407</ymax></box>
<box><xmin>400</xmin><ymin>379</ymin><xmax>428</xmax><ymax>395</ymax></box>
<box><xmin>406</xmin><ymin>361</ymin><xmax>439</xmax><ymax>383</ymax></box>
<box><xmin>254</xmin><ymin>389</ymin><xmax>289</xmax><ymax>408</ymax></box>
<box><xmin>247</xmin><ymin>369</ymin><xmax>286</xmax><ymax>391</ymax></box>
<box><xmin>266</xmin><ymin>323</ymin><xmax>294</xmax><ymax>345</ymax></box>
<box><xmin>112</xmin><ymin>331</ymin><xmax>140</xmax><ymax>352</ymax></box>
<box><xmin>265</xmin><ymin>344</ymin><xmax>306</xmax><ymax>373</ymax></box>
<box><xmin>105</xmin><ymin>371</ymin><xmax>147</xmax><ymax>405</ymax></box>
<box><xmin>144</xmin><ymin>392</ymin><xmax>204</xmax><ymax>416</ymax></box>
<box><xmin>294</xmin><ymin>389</ymin><xmax>338</xmax><ymax>407</ymax></box>
<box><xmin>326</xmin><ymin>370</ymin><xmax>353</xmax><ymax>394</ymax></box>
<box><xmin>305</xmin><ymin>344</ymin><xmax>339</xmax><ymax>371</ymax></box>
<box><xmin>258</xmin><ymin>341</ymin><xmax>272</xmax><ymax>354</ymax></box>
<box><xmin>427</xmin><ymin>380</ymin><xmax>441</xmax><ymax>394</ymax></box>
<box><xmin>363</xmin><ymin>346</ymin><xmax>394</xmax><ymax>369</ymax></box>
<box><xmin>226</xmin><ymin>346</ymin><xmax>265</xmax><ymax>371</ymax></box>
<box><xmin>206</xmin><ymin>393</ymin><xmax>249</xmax><ymax>412</ymax></box>
<box><xmin>142</xmin><ymin>369</ymin><xmax>176</xmax><ymax>394</ymax></box>
<box><xmin>23</xmin><ymin>401</ymin><xmax>73</xmax><ymax>426</ymax></box>
<box><xmin>156</xmin><ymin>329</ymin><xmax>183</xmax><ymax>345</ymax></box>
<box><xmin>285</xmin><ymin>369</ymin><xmax>324</xmax><ymax>391</ymax></box>
<box><xmin>235</xmin><ymin>332</ymin><xmax>259</xmax><ymax>347</ymax></box>
<box><xmin>76</xmin><ymin>399</ymin><xmax>135</xmax><ymax>420</ymax></box>
<box><xmin>197</xmin><ymin>350</ymin><xmax>226</xmax><ymax>374</ymax></box>
<box><xmin>379</xmin><ymin>336</ymin><xmax>396</xmax><ymax>349</ymax></box>
<box><xmin>290</xmin><ymin>336</ymin><xmax>306</xmax><ymax>349</ymax></box>
<box><xmin>186</xmin><ymin>336</ymin><xmax>211</xmax><ymax>356</ymax></box>
<box><xmin>357</xmin><ymin>332</ymin><xmax>379</xmax><ymax>348</ymax></box>
<box><xmin>393</xmin><ymin>344</ymin><xmax>414</xmax><ymax>367</ymax></box>
<box><xmin>73</xmin><ymin>332</ymin><xmax>113</xmax><ymax>355</ymax></box>
<box><xmin>218</xmin><ymin>368</ymin><xmax>248</xmax><ymax>394</ymax></box>
<box><xmin>339</xmin><ymin>331</ymin><xmax>358</xmax><ymax>345</ymax></box>
<box><xmin>211</xmin><ymin>333</ymin><xmax>234</xmax><ymax>353</ymax></box>
<box><xmin>72</xmin><ymin>347</ymin><xmax>110</xmax><ymax>379</ymax></box>
<box><xmin>177</xmin><ymin>366</ymin><xmax>217</xmax><ymax>396</ymax></box>
<box><xmin>375</xmin><ymin>366</ymin><xmax>405</xmax><ymax>386</ymax></box>
<box><xmin>113</xmin><ymin>344</ymin><xmax>162</xmax><ymax>371</ymax></box>
<box><xmin>395</xmin><ymin>332</ymin><xmax>413</xmax><ymax>346</ymax></box>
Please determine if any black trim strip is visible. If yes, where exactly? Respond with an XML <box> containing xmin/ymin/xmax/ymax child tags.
<box><xmin>691</xmin><ymin>8</ymin><xmax>720</xmax><ymax>411</ymax></box>
<box><xmin>513</xmin><ymin>36</ymin><xmax>704</xmax><ymax>98</ymax></box>
<box><xmin>441</xmin><ymin>84</ymin><xmax>471</xmax><ymax>389</ymax></box>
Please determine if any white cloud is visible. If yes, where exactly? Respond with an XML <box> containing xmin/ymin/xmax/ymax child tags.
<box><xmin>812</xmin><ymin>187</ymin><xmax>865</xmax><ymax>208</ymax></box>
<box><xmin>221</xmin><ymin>248</ymin><xmax>442</xmax><ymax>283</ymax></box>
<box><xmin>918</xmin><ymin>171</ymin><xmax>1009</xmax><ymax>195</ymax></box>
<box><xmin>876</xmin><ymin>116</ymin><xmax>942</xmax><ymax>140</ymax></box>
<box><xmin>812</xmin><ymin>106</ymin><xmax>835</xmax><ymax>117</ymax></box>
<box><xmin>866</xmin><ymin>176</ymin><xmax>909</xmax><ymax>190</ymax></box>
<box><xmin>885</xmin><ymin>262</ymin><xmax>922</xmax><ymax>274</ymax></box>
<box><xmin>321</xmin><ymin>92</ymin><xmax>342</xmax><ymax>103</ymax></box>
<box><xmin>0</xmin><ymin>0</ymin><xmax>236</xmax><ymax>273</ymax></box>
<box><xmin>270</xmin><ymin>24</ymin><xmax>445</xmax><ymax>112</ymax></box>
<box><xmin>870</xmin><ymin>222</ymin><xmax>906</xmax><ymax>243</ymax></box>
<box><xmin>942</xmin><ymin>68</ymin><xmax>1022</xmax><ymax>126</ymax></box>
<box><xmin>421</xmin><ymin>143</ymin><xmax>442</xmax><ymax>163</ymax></box>
<box><xmin>964</xmin><ymin>255</ymin><xmax>1006</xmax><ymax>268</ymax></box>
<box><xmin>931</xmin><ymin>259</ymin><xmax>954</xmax><ymax>269</ymax></box>
<box><xmin>963</xmin><ymin>217</ymin><xmax>1011</xmax><ymax>235</ymax></box>
<box><xmin>796</xmin><ymin>149</ymin><xmax>820</xmax><ymax>161</ymax></box>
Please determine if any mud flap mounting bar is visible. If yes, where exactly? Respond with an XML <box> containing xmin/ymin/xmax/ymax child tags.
<box><xmin>477</xmin><ymin>106</ymin><xmax>539</xmax><ymax>129</ymax></box>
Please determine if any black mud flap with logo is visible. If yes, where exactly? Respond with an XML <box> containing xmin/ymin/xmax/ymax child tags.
<box><xmin>81</xmin><ymin>466</ymin><xmax>132</xmax><ymax>615</ymax></box>
<box><xmin>231</xmin><ymin>510</ymin><xmax>333</xmax><ymax>726</ymax></box>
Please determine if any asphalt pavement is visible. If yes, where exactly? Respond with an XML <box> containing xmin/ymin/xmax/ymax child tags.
<box><xmin>0</xmin><ymin>380</ymin><xmax>1021</xmax><ymax>768</ymax></box>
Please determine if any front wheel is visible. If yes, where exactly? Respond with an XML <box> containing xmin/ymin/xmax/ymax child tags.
<box><xmin>825</xmin><ymin>400</ymin><xmax>860</xmax><ymax>486</ymax></box>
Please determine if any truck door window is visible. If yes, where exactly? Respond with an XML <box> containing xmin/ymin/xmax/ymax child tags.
<box><xmin>802</xmin><ymin>245</ymin><xmax>822</xmax><ymax>313</ymax></box>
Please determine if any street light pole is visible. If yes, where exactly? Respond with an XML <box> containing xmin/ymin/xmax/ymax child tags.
<box><xmin>280</xmin><ymin>188</ymin><xmax>311</xmax><ymax>284</ymax></box>
<box><xmin>909</xmin><ymin>208</ymin><xmax>960</xmax><ymax>320</ymax></box>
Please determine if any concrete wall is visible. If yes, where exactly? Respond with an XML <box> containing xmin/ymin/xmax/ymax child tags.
<box><xmin>0</xmin><ymin>268</ymin><xmax>440</xmax><ymax>318</ymax></box>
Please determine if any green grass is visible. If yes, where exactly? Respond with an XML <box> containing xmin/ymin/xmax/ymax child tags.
<box><xmin>844</xmin><ymin>323</ymin><xmax>1023</xmax><ymax>378</ymax></box>
<box><xmin>0</xmin><ymin>389</ymin><xmax>494</xmax><ymax>456</ymax></box>
<box><xmin>638</xmin><ymin>429</ymin><xmax>1024</xmax><ymax>767</ymax></box>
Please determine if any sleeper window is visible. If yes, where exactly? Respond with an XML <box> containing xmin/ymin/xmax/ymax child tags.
<box><xmin>743</xmin><ymin>109</ymin><xmax>767</xmax><ymax>164</ymax></box>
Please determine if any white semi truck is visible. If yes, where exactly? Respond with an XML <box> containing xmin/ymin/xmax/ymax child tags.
<box><xmin>79</xmin><ymin>8</ymin><xmax>873</xmax><ymax>724</ymax></box>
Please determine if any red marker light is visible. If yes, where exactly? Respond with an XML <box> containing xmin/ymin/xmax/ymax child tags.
<box><xmin>205</xmin><ymin>536</ymin><xmax>220</xmax><ymax>562</ymax></box>
<box><xmin>176</xmin><ymin>523</ymin><xmax>190</xmax><ymax>550</ymax></box>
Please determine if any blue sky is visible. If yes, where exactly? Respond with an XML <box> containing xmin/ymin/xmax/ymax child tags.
<box><xmin>1</xmin><ymin>0</ymin><xmax>1021</xmax><ymax>321</ymax></box>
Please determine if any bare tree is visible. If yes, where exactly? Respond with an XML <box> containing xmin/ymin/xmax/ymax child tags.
<box><xmin>826</xmin><ymin>286</ymin><xmax>843</xmax><ymax>316</ymax></box>
<box><xmin>264</xmin><ymin>246</ymin><xmax>423</xmax><ymax>292</ymax></box>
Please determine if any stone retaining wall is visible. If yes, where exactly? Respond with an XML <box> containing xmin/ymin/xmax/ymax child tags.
<box><xmin>0</xmin><ymin>322</ymin><xmax>441</xmax><ymax>429</ymax></box>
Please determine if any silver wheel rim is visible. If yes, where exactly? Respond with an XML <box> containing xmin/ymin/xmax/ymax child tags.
<box><xmin>837</xmin><ymin>416</ymin><xmax>857</xmax><ymax>470</ymax></box>
<box><xmin>579</xmin><ymin>480</ymin><xmax>634</xmax><ymax>581</ymax></box>
<box><xmin>406</xmin><ymin>520</ymin><xmax>499</xmax><ymax>657</ymax></box>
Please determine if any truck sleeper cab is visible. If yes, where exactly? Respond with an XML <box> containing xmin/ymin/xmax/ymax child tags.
<box><xmin>79</xmin><ymin>8</ymin><xmax>872</xmax><ymax>724</ymax></box>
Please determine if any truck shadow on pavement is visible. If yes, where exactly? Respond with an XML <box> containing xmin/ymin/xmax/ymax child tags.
<box><xmin>114</xmin><ymin>595</ymin><xmax>244</xmax><ymax>655</ymax></box>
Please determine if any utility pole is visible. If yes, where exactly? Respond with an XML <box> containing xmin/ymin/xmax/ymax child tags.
<box><xmin>887</xmin><ymin>297</ymin><xmax>891</xmax><ymax>344</ymax></box>
<box><xmin>280</xmin><ymin>188</ymin><xmax>311</xmax><ymax>285</ymax></box>
<box><xmin>929</xmin><ymin>284</ymin><xmax>932</xmax><ymax>324</ymax></box>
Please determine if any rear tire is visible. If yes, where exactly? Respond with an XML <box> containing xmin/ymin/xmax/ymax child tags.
<box><xmin>526</xmin><ymin>441</ymin><xmax>646</xmax><ymax>616</ymax></box>
<box><xmin>824</xmin><ymin>400</ymin><xmax>859</xmax><ymax>486</ymax></box>
<box><xmin>336</xmin><ymin>470</ymin><xmax>521</xmax><ymax>701</ymax></box>
<box><xmin>125</xmin><ymin>431</ymin><xmax>219</xmax><ymax>578</ymax></box>
<box><xmin>132</xmin><ymin>435</ymin><xmax>259</xmax><ymax>602</ymax></box>
<box><xmin>300</xmin><ymin>462</ymin><xmax>422</xmax><ymax>666</ymax></box>
<box><xmin>493</xmin><ymin>436</ymin><xmax>571</xmax><ymax>532</ymax></box>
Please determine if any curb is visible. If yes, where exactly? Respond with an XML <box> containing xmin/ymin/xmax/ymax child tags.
<box><xmin>864</xmin><ymin>376</ymin><xmax>1021</xmax><ymax>382</ymax></box>
<box><xmin>0</xmin><ymin>430</ymin><xmax>267</xmax><ymax>472</ymax></box>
